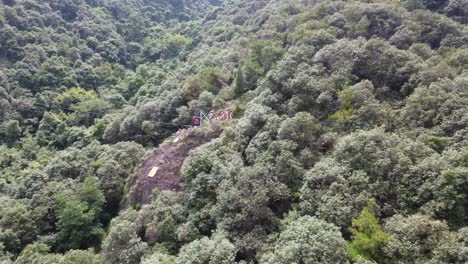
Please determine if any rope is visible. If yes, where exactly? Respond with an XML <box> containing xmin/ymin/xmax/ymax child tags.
<box><xmin>29</xmin><ymin>101</ymin><xmax>202</xmax><ymax>117</ymax></box>
<box><xmin>22</xmin><ymin>101</ymin><xmax>230</xmax><ymax>129</ymax></box>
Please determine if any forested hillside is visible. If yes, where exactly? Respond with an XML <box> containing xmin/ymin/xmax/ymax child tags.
<box><xmin>0</xmin><ymin>0</ymin><xmax>467</xmax><ymax>263</ymax></box>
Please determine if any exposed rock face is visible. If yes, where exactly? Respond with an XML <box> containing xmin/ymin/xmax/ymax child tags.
<box><xmin>126</xmin><ymin>127</ymin><xmax>222</xmax><ymax>206</ymax></box>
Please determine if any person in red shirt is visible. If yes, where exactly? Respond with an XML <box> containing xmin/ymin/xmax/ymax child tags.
<box><xmin>192</xmin><ymin>116</ymin><xmax>200</xmax><ymax>127</ymax></box>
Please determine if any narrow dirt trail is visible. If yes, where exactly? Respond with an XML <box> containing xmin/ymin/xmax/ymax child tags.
<box><xmin>126</xmin><ymin>127</ymin><xmax>222</xmax><ymax>206</ymax></box>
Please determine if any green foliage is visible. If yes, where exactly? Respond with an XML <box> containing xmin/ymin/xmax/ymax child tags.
<box><xmin>249</xmin><ymin>40</ymin><xmax>284</xmax><ymax>72</ymax></box>
<box><xmin>384</xmin><ymin>214</ymin><xmax>460</xmax><ymax>263</ymax></box>
<box><xmin>234</xmin><ymin>40</ymin><xmax>283</xmax><ymax>97</ymax></box>
<box><xmin>48</xmin><ymin>87</ymin><xmax>112</xmax><ymax>127</ymax></box>
<box><xmin>403</xmin><ymin>0</ymin><xmax>426</xmax><ymax>10</ymax></box>
<box><xmin>330</xmin><ymin>81</ymin><xmax>385</xmax><ymax>129</ymax></box>
<box><xmin>54</xmin><ymin>177</ymin><xmax>105</xmax><ymax>251</ymax></box>
<box><xmin>347</xmin><ymin>203</ymin><xmax>390</xmax><ymax>262</ymax></box>
<box><xmin>459</xmin><ymin>227</ymin><xmax>468</xmax><ymax>263</ymax></box>
<box><xmin>260</xmin><ymin>215</ymin><xmax>349</xmax><ymax>264</ymax></box>
<box><xmin>101</xmin><ymin>220</ymin><xmax>147</xmax><ymax>264</ymax></box>
<box><xmin>0</xmin><ymin>197</ymin><xmax>37</xmax><ymax>254</ymax></box>
<box><xmin>214</xmin><ymin>164</ymin><xmax>290</xmax><ymax>258</ymax></box>
<box><xmin>161</xmin><ymin>34</ymin><xmax>192</xmax><ymax>58</ymax></box>
<box><xmin>175</xmin><ymin>232</ymin><xmax>236</xmax><ymax>264</ymax></box>
<box><xmin>138</xmin><ymin>191</ymin><xmax>187</xmax><ymax>251</ymax></box>
<box><xmin>44</xmin><ymin>141</ymin><xmax>144</xmax><ymax>218</ymax></box>
<box><xmin>0</xmin><ymin>0</ymin><xmax>467</xmax><ymax>263</ymax></box>
<box><xmin>353</xmin><ymin>15</ymin><xmax>370</xmax><ymax>37</ymax></box>
<box><xmin>54</xmin><ymin>88</ymin><xmax>97</xmax><ymax>109</ymax></box>
<box><xmin>62</xmin><ymin>249</ymin><xmax>104</xmax><ymax>264</ymax></box>
<box><xmin>278</xmin><ymin>112</ymin><xmax>321</xmax><ymax>147</ymax></box>
<box><xmin>427</xmin><ymin>136</ymin><xmax>449</xmax><ymax>153</ymax></box>
<box><xmin>198</xmin><ymin>67</ymin><xmax>225</xmax><ymax>94</ymax></box>
<box><xmin>182</xmin><ymin>76</ymin><xmax>206</xmax><ymax>101</ymax></box>
<box><xmin>330</xmin><ymin>82</ymin><xmax>355</xmax><ymax>122</ymax></box>
<box><xmin>15</xmin><ymin>243</ymin><xmax>60</xmax><ymax>264</ymax></box>
<box><xmin>235</xmin><ymin>59</ymin><xmax>264</xmax><ymax>95</ymax></box>
<box><xmin>142</xmin><ymin>252</ymin><xmax>175</xmax><ymax>264</ymax></box>
<box><xmin>15</xmin><ymin>242</ymin><xmax>103</xmax><ymax>264</ymax></box>
<box><xmin>234</xmin><ymin>65</ymin><xmax>245</xmax><ymax>98</ymax></box>
<box><xmin>401</xmin><ymin>76</ymin><xmax>467</xmax><ymax>134</ymax></box>
<box><xmin>0</xmin><ymin>120</ymin><xmax>21</xmax><ymax>146</ymax></box>
<box><xmin>183</xmin><ymin>67</ymin><xmax>225</xmax><ymax>100</ymax></box>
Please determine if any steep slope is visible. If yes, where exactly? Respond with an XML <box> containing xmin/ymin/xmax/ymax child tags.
<box><xmin>0</xmin><ymin>0</ymin><xmax>467</xmax><ymax>263</ymax></box>
<box><xmin>126</xmin><ymin>126</ymin><xmax>222</xmax><ymax>206</ymax></box>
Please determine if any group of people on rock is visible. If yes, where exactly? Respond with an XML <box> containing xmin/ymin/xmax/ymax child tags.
<box><xmin>191</xmin><ymin>107</ymin><xmax>234</xmax><ymax>127</ymax></box>
<box><xmin>208</xmin><ymin>107</ymin><xmax>234</xmax><ymax>122</ymax></box>
<box><xmin>174</xmin><ymin>107</ymin><xmax>233</xmax><ymax>143</ymax></box>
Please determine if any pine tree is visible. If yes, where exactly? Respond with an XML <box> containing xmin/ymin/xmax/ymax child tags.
<box><xmin>347</xmin><ymin>202</ymin><xmax>390</xmax><ymax>262</ymax></box>
<box><xmin>234</xmin><ymin>65</ymin><xmax>244</xmax><ymax>97</ymax></box>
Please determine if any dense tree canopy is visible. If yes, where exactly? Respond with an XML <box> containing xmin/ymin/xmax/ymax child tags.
<box><xmin>0</xmin><ymin>0</ymin><xmax>467</xmax><ymax>263</ymax></box>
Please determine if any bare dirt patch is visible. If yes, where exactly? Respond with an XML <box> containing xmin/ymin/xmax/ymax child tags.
<box><xmin>126</xmin><ymin>126</ymin><xmax>222</xmax><ymax>206</ymax></box>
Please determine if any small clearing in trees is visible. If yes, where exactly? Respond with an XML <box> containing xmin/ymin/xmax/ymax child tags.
<box><xmin>126</xmin><ymin>126</ymin><xmax>222</xmax><ymax>206</ymax></box>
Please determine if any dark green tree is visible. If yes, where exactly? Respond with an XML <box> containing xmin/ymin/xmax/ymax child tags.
<box><xmin>54</xmin><ymin>177</ymin><xmax>105</xmax><ymax>251</ymax></box>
